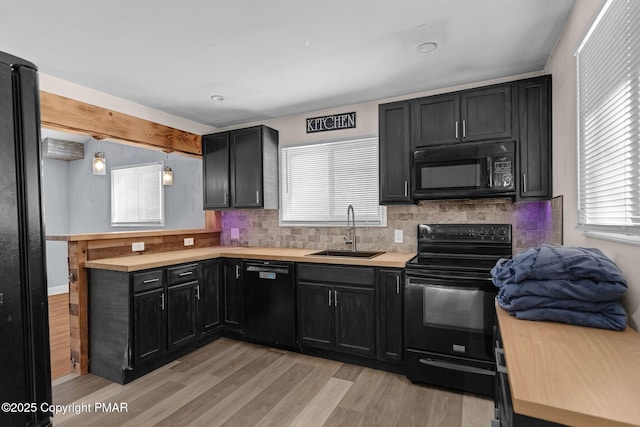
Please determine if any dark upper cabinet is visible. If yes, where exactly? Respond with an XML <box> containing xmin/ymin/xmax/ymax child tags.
<box><xmin>202</xmin><ymin>133</ymin><xmax>230</xmax><ymax>209</ymax></box>
<box><xmin>412</xmin><ymin>94</ymin><xmax>460</xmax><ymax>147</ymax></box>
<box><xmin>223</xmin><ymin>258</ymin><xmax>244</xmax><ymax>332</ymax></box>
<box><xmin>377</xmin><ymin>269</ymin><xmax>403</xmax><ymax>363</ymax></box>
<box><xmin>379</xmin><ymin>101</ymin><xmax>413</xmax><ymax>204</ymax></box>
<box><xmin>412</xmin><ymin>83</ymin><xmax>514</xmax><ymax>148</ymax></box>
<box><xmin>461</xmin><ymin>85</ymin><xmax>513</xmax><ymax>141</ymax></box>
<box><xmin>518</xmin><ymin>75</ymin><xmax>552</xmax><ymax>200</ymax></box>
<box><xmin>203</xmin><ymin>125</ymin><xmax>278</xmax><ymax>210</ymax></box>
<box><xmin>198</xmin><ymin>260</ymin><xmax>223</xmax><ymax>339</ymax></box>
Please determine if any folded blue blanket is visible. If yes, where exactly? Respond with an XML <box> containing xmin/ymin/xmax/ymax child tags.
<box><xmin>491</xmin><ymin>245</ymin><xmax>627</xmax><ymax>285</ymax></box>
<box><xmin>509</xmin><ymin>305</ymin><xmax>627</xmax><ymax>331</ymax></box>
<box><xmin>495</xmin><ymin>278</ymin><xmax>627</xmax><ymax>302</ymax></box>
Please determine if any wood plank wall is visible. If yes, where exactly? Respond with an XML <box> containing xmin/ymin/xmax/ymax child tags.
<box><xmin>67</xmin><ymin>230</ymin><xmax>221</xmax><ymax>374</ymax></box>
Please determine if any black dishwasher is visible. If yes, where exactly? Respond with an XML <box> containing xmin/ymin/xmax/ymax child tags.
<box><xmin>243</xmin><ymin>260</ymin><xmax>296</xmax><ymax>349</ymax></box>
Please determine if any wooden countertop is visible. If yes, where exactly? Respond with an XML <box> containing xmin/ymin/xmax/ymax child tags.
<box><xmin>84</xmin><ymin>246</ymin><xmax>416</xmax><ymax>272</ymax></box>
<box><xmin>496</xmin><ymin>302</ymin><xmax>640</xmax><ymax>427</ymax></box>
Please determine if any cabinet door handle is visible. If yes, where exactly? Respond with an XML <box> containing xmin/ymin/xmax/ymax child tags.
<box><xmin>235</xmin><ymin>265</ymin><xmax>240</xmax><ymax>279</ymax></box>
<box><xmin>523</xmin><ymin>174</ymin><xmax>528</xmax><ymax>193</ymax></box>
<box><xmin>334</xmin><ymin>290</ymin><xmax>338</xmax><ymax>306</ymax></box>
<box><xmin>224</xmin><ymin>192</ymin><xmax>228</xmax><ymax>205</ymax></box>
<box><xmin>160</xmin><ymin>293</ymin><xmax>165</xmax><ymax>310</ymax></box>
<box><xmin>179</xmin><ymin>271</ymin><xmax>193</xmax><ymax>277</ymax></box>
<box><xmin>404</xmin><ymin>181</ymin><xmax>408</xmax><ymax>197</ymax></box>
<box><xmin>196</xmin><ymin>284</ymin><xmax>200</xmax><ymax>301</ymax></box>
<box><xmin>328</xmin><ymin>289</ymin><xmax>332</xmax><ymax>306</ymax></box>
<box><xmin>462</xmin><ymin>120</ymin><xmax>467</xmax><ymax>138</ymax></box>
<box><xmin>143</xmin><ymin>278</ymin><xmax>159</xmax><ymax>284</ymax></box>
<box><xmin>455</xmin><ymin>121</ymin><xmax>459</xmax><ymax>139</ymax></box>
<box><xmin>396</xmin><ymin>276</ymin><xmax>400</xmax><ymax>294</ymax></box>
<box><xmin>256</xmin><ymin>190</ymin><xmax>260</xmax><ymax>204</ymax></box>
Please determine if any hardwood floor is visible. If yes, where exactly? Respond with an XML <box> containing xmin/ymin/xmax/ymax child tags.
<box><xmin>51</xmin><ymin>338</ymin><xmax>494</xmax><ymax>426</ymax></box>
<box><xmin>48</xmin><ymin>293</ymin><xmax>73</xmax><ymax>379</ymax></box>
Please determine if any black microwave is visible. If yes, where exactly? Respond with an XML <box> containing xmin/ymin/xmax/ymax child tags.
<box><xmin>413</xmin><ymin>141</ymin><xmax>516</xmax><ymax>200</ymax></box>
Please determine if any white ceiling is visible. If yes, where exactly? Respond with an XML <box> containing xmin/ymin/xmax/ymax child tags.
<box><xmin>1</xmin><ymin>0</ymin><xmax>574</xmax><ymax>129</ymax></box>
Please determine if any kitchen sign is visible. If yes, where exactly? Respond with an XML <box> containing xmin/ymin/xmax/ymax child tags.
<box><xmin>306</xmin><ymin>112</ymin><xmax>356</xmax><ymax>133</ymax></box>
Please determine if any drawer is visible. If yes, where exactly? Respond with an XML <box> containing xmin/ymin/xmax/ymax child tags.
<box><xmin>132</xmin><ymin>269</ymin><xmax>164</xmax><ymax>293</ymax></box>
<box><xmin>297</xmin><ymin>263</ymin><xmax>374</xmax><ymax>287</ymax></box>
<box><xmin>167</xmin><ymin>263</ymin><xmax>199</xmax><ymax>285</ymax></box>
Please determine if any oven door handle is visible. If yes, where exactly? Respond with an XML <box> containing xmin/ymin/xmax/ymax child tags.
<box><xmin>419</xmin><ymin>358</ymin><xmax>495</xmax><ymax>376</ymax></box>
<box><xmin>407</xmin><ymin>272</ymin><xmax>494</xmax><ymax>283</ymax></box>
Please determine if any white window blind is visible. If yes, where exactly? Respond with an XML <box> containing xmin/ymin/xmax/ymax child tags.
<box><xmin>111</xmin><ymin>162</ymin><xmax>164</xmax><ymax>226</ymax></box>
<box><xmin>279</xmin><ymin>136</ymin><xmax>385</xmax><ymax>226</ymax></box>
<box><xmin>576</xmin><ymin>0</ymin><xmax>640</xmax><ymax>236</ymax></box>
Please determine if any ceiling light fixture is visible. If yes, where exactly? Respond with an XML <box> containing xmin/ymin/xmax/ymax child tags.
<box><xmin>416</xmin><ymin>42</ymin><xmax>438</xmax><ymax>53</ymax></box>
<box><xmin>210</xmin><ymin>95</ymin><xmax>224</xmax><ymax>101</ymax></box>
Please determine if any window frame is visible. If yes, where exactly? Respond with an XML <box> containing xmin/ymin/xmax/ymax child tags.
<box><xmin>575</xmin><ymin>0</ymin><xmax>640</xmax><ymax>244</ymax></box>
<box><xmin>111</xmin><ymin>161</ymin><xmax>165</xmax><ymax>227</ymax></box>
<box><xmin>278</xmin><ymin>135</ymin><xmax>386</xmax><ymax>227</ymax></box>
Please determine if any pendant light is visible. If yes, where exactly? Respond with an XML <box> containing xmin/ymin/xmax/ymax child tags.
<box><xmin>91</xmin><ymin>135</ymin><xmax>108</xmax><ymax>175</ymax></box>
<box><xmin>92</xmin><ymin>152</ymin><xmax>106</xmax><ymax>175</ymax></box>
<box><xmin>162</xmin><ymin>149</ymin><xmax>173</xmax><ymax>186</ymax></box>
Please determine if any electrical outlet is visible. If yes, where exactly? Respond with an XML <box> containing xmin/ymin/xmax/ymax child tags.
<box><xmin>394</xmin><ymin>230</ymin><xmax>403</xmax><ymax>244</ymax></box>
<box><xmin>231</xmin><ymin>228</ymin><xmax>240</xmax><ymax>239</ymax></box>
<box><xmin>132</xmin><ymin>242</ymin><xmax>145</xmax><ymax>251</ymax></box>
<box><xmin>184</xmin><ymin>237</ymin><xmax>194</xmax><ymax>246</ymax></box>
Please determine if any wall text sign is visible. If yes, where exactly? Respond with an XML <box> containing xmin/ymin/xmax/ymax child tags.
<box><xmin>306</xmin><ymin>112</ymin><xmax>356</xmax><ymax>133</ymax></box>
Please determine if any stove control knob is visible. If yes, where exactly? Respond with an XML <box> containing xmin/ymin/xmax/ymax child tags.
<box><xmin>478</xmin><ymin>227</ymin><xmax>487</xmax><ymax>237</ymax></box>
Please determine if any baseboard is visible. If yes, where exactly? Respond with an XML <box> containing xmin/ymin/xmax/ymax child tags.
<box><xmin>48</xmin><ymin>284</ymin><xmax>69</xmax><ymax>296</ymax></box>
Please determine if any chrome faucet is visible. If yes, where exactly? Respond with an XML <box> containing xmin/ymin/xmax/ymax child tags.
<box><xmin>344</xmin><ymin>204</ymin><xmax>357</xmax><ymax>252</ymax></box>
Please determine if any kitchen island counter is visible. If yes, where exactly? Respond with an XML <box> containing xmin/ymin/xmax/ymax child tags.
<box><xmin>496</xmin><ymin>302</ymin><xmax>640</xmax><ymax>427</ymax></box>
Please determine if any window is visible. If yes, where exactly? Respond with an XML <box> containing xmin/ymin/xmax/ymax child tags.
<box><xmin>111</xmin><ymin>162</ymin><xmax>164</xmax><ymax>226</ymax></box>
<box><xmin>576</xmin><ymin>0</ymin><xmax>640</xmax><ymax>240</ymax></box>
<box><xmin>279</xmin><ymin>136</ymin><xmax>386</xmax><ymax>226</ymax></box>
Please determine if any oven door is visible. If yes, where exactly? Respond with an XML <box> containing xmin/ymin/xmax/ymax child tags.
<box><xmin>405</xmin><ymin>271</ymin><xmax>497</xmax><ymax>362</ymax></box>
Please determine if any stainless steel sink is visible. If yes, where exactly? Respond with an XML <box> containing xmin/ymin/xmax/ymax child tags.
<box><xmin>306</xmin><ymin>250</ymin><xmax>384</xmax><ymax>259</ymax></box>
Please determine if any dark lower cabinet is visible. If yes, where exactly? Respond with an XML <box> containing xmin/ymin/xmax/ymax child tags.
<box><xmin>133</xmin><ymin>286</ymin><xmax>165</xmax><ymax>365</ymax></box>
<box><xmin>297</xmin><ymin>264</ymin><xmax>376</xmax><ymax>358</ymax></box>
<box><xmin>198</xmin><ymin>260</ymin><xmax>223</xmax><ymax>340</ymax></box>
<box><xmin>297</xmin><ymin>282</ymin><xmax>335</xmax><ymax>349</ymax></box>
<box><xmin>377</xmin><ymin>269</ymin><xmax>403</xmax><ymax>363</ymax></box>
<box><xmin>334</xmin><ymin>285</ymin><xmax>375</xmax><ymax>357</ymax></box>
<box><xmin>167</xmin><ymin>281</ymin><xmax>197</xmax><ymax>351</ymax></box>
<box><xmin>223</xmin><ymin>258</ymin><xmax>244</xmax><ymax>333</ymax></box>
<box><xmin>90</xmin><ymin>262</ymin><xmax>221</xmax><ymax>384</ymax></box>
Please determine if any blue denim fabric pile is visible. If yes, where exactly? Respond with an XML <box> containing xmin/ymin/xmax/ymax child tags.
<box><xmin>491</xmin><ymin>245</ymin><xmax>627</xmax><ymax>330</ymax></box>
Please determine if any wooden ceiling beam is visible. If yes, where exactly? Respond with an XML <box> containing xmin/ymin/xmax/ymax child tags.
<box><xmin>40</xmin><ymin>91</ymin><xmax>202</xmax><ymax>156</ymax></box>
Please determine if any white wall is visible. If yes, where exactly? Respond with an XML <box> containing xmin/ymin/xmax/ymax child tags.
<box><xmin>546</xmin><ymin>0</ymin><xmax>639</xmax><ymax>330</ymax></box>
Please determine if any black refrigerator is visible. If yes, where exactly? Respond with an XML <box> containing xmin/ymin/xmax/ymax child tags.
<box><xmin>0</xmin><ymin>51</ymin><xmax>52</xmax><ymax>426</ymax></box>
